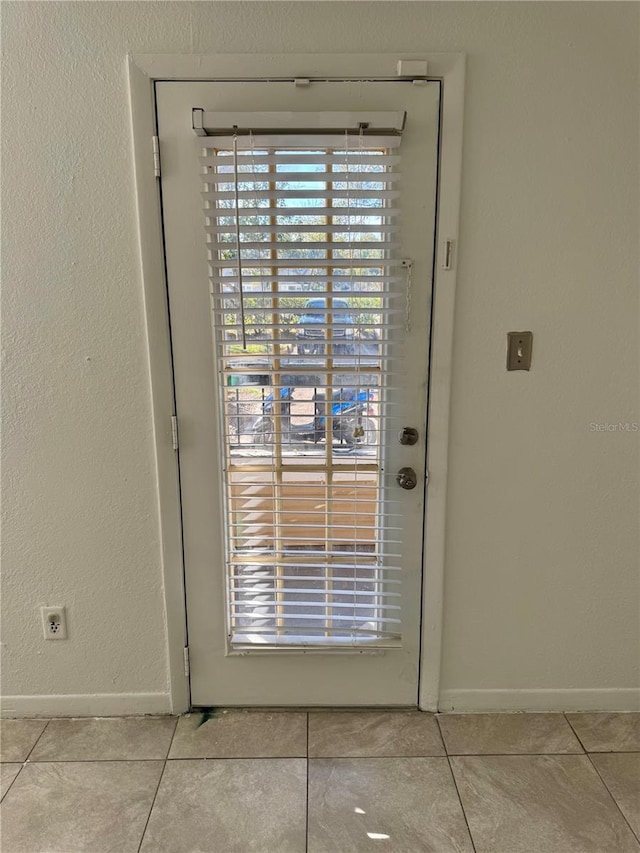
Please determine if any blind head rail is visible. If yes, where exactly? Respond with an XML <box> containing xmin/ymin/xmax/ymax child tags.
<box><xmin>192</xmin><ymin>109</ymin><xmax>406</xmax><ymax>138</ymax></box>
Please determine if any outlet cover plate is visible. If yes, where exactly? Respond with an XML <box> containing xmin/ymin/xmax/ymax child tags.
<box><xmin>40</xmin><ymin>606</ymin><xmax>67</xmax><ymax>640</ymax></box>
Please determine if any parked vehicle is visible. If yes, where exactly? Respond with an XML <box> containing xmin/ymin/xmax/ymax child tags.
<box><xmin>252</xmin><ymin>386</ymin><xmax>376</xmax><ymax>447</ymax></box>
<box><xmin>296</xmin><ymin>298</ymin><xmax>355</xmax><ymax>355</ymax></box>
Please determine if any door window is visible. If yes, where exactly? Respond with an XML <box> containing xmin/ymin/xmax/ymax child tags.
<box><xmin>202</xmin><ymin>133</ymin><xmax>405</xmax><ymax>648</ymax></box>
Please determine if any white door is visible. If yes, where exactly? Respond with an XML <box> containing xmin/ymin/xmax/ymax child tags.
<box><xmin>157</xmin><ymin>79</ymin><xmax>440</xmax><ymax>706</ymax></box>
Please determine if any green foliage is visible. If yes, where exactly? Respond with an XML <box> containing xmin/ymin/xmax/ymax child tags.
<box><xmin>215</xmin><ymin>174</ymin><xmax>388</xmax><ymax>333</ymax></box>
<box><xmin>222</xmin><ymin>293</ymin><xmax>383</xmax><ymax>334</ymax></box>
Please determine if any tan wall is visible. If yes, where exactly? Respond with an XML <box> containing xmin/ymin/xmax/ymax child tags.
<box><xmin>2</xmin><ymin>1</ymin><xmax>638</xmax><ymax>712</ymax></box>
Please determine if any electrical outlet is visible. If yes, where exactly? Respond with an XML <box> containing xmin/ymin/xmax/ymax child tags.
<box><xmin>40</xmin><ymin>606</ymin><xmax>67</xmax><ymax>640</ymax></box>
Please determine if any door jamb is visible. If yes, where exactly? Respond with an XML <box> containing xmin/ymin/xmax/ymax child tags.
<box><xmin>127</xmin><ymin>52</ymin><xmax>465</xmax><ymax>714</ymax></box>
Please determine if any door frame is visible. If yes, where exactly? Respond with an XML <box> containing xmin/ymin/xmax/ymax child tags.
<box><xmin>127</xmin><ymin>52</ymin><xmax>465</xmax><ymax>713</ymax></box>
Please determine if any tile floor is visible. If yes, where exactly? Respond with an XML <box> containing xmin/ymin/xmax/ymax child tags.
<box><xmin>0</xmin><ymin>710</ymin><xmax>638</xmax><ymax>852</ymax></box>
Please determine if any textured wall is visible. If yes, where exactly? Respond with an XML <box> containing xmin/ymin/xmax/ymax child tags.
<box><xmin>2</xmin><ymin>1</ymin><xmax>638</xmax><ymax>709</ymax></box>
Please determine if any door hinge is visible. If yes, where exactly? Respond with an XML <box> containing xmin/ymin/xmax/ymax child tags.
<box><xmin>183</xmin><ymin>646</ymin><xmax>190</xmax><ymax>678</ymax></box>
<box><xmin>171</xmin><ymin>415</ymin><xmax>179</xmax><ymax>451</ymax></box>
<box><xmin>152</xmin><ymin>135</ymin><xmax>161</xmax><ymax>178</ymax></box>
<box><xmin>441</xmin><ymin>239</ymin><xmax>454</xmax><ymax>270</ymax></box>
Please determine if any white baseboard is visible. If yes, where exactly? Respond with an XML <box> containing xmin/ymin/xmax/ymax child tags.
<box><xmin>0</xmin><ymin>693</ymin><xmax>173</xmax><ymax>718</ymax></box>
<box><xmin>438</xmin><ymin>688</ymin><xmax>640</xmax><ymax>713</ymax></box>
<box><xmin>3</xmin><ymin>689</ymin><xmax>638</xmax><ymax>716</ymax></box>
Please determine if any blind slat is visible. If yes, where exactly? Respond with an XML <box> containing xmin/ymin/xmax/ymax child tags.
<box><xmin>208</xmin><ymin>257</ymin><xmax>400</xmax><ymax>268</ymax></box>
<box><xmin>207</xmin><ymin>225</ymin><xmax>400</xmax><ymax>234</ymax></box>
<box><xmin>205</xmin><ymin>188</ymin><xmax>399</xmax><ymax>200</ymax></box>
<box><xmin>230</xmin><ymin>612</ymin><xmax>401</xmax><ymax>625</ymax></box>
<box><xmin>230</xmin><ymin>575</ymin><xmax>400</xmax><ymax>584</ymax></box>
<box><xmin>208</xmin><ymin>240</ymin><xmax>393</xmax><ymax>250</ymax></box>
<box><xmin>202</xmin><ymin>154</ymin><xmax>401</xmax><ymax>165</ymax></box>
<box><xmin>208</xmin><ymin>171</ymin><xmax>401</xmax><ymax>185</ymax></box>
<box><xmin>233</xmin><ymin>620</ymin><xmax>400</xmax><ymax>632</ymax></box>
<box><xmin>230</xmin><ymin>558</ymin><xmax>403</xmax><ymax>568</ymax></box>
<box><xmin>233</xmin><ymin>586</ymin><xmax>400</xmax><ymax>597</ymax></box>
<box><xmin>233</xmin><ymin>600</ymin><xmax>400</xmax><ymax>612</ymax></box>
<box><xmin>205</xmin><ymin>206</ymin><xmax>400</xmax><ymax>218</ymax></box>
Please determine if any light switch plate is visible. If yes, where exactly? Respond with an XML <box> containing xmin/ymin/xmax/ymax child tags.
<box><xmin>507</xmin><ymin>331</ymin><xmax>533</xmax><ymax>370</ymax></box>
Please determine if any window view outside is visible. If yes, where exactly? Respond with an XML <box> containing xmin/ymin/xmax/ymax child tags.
<box><xmin>203</xmin><ymin>141</ymin><xmax>404</xmax><ymax>647</ymax></box>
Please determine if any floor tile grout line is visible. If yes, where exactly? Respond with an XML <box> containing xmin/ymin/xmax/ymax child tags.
<box><xmin>164</xmin><ymin>715</ymin><xmax>180</xmax><ymax>761</ymax></box>
<box><xmin>0</xmin><ymin>720</ymin><xmax>53</xmax><ymax>804</ymax></box>
<box><xmin>11</xmin><ymin>717</ymin><xmax>180</xmax><ymax>764</ymax></box>
<box><xmin>564</xmin><ymin>716</ymin><xmax>639</xmax><ymax>848</ymax></box>
<box><xmin>585</xmin><ymin>751</ymin><xmax>640</xmax><ymax>846</ymax></box>
<box><xmin>5</xmin><ymin>755</ymin><xmax>309</xmax><ymax>763</ymax></box>
<box><xmin>18</xmin><ymin>756</ymin><xmax>122</xmax><ymax>764</ymax></box>
<box><xmin>445</xmin><ymin>754</ymin><xmax>477</xmax><ymax>853</ymax></box>
<box><xmin>0</xmin><ymin>764</ymin><xmax>25</xmax><ymax>803</ymax></box>
<box><xmin>6</xmin><ymin>750</ymin><xmax>636</xmax><ymax>763</ymax></box>
<box><xmin>22</xmin><ymin>719</ymin><xmax>52</xmax><ymax>763</ymax></box>
<box><xmin>431</xmin><ymin>751</ymin><xmax>587</xmax><ymax>758</ymax></box>
<box><xmin>579</xmin><ymin>749</ymin><xmax>640</xmax><ymax>754</ymax></box>
<box><xmin>563</xmin><ymin>712</ymin><xmax>590</xmax><ymax>752</ymax></box>
<box><xmin>434</xmin><ymin>714</ymin><xmax>448</xmax><ymax>755</ymax></box>
<box><xmin>8</xmin><ymin>758</ymin><xmax>169</xmax><ymax>766</ymax></box>
<box><xmin>134</xmin><ymin>711</ymin><xmax>180</xmax><ymax>850</ymax></box>
<box><xmin>301</xmin><ymin>751</ymin><xmax>590</xmax><ymax>759</ymax></box>
<box><xmin>563</xmin><ymin>712</ymin><xmax>640</xmax><ymax>755</ymax></box>
<box><xmin>436</xmin><ymin>711</ymin><xmax>589</xmax><ymax>756</ymax></box>
<box><xmin>136</xmin><ymin>758</ymin><xmax>168</xmax><ymax>853</ymax></box>
<box><xmin>308</xmin><ymin>753</ymin><xmax>445</xmax><ymax>759</ymax></box>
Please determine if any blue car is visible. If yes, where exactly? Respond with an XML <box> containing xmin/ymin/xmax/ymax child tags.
<box><xmin>297</xmin><ymin>298</ymin><xmax>355</xmax><ymax>355</ymax></box>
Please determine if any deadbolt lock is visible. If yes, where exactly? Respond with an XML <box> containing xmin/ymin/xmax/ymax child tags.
<box><xmin>397</xmin><ymin>467</ymin><xmax>418</xmax><ymax>490</ymax></box>
<box><xmin>399</xmin><ymin>427</ymin><xmax>419</xmax><ymax>446</ymax></box>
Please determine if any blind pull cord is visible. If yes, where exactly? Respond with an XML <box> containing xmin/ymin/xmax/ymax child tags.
<box><xmin>232</xmin><ymin>132</ymin><xmax>247</xmax><ymax>349</ymax></box>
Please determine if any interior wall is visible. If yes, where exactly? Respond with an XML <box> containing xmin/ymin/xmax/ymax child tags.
<box><xmin>2</xmin><ymin>1</ymin><xmax>638</xmax><ymax>713</ymax></box>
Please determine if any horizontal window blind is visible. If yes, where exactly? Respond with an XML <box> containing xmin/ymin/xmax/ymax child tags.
<box><xmin>199</xmin><ymin>124</ymin><xmax>407</xmax><ymax>649</ymax></box>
